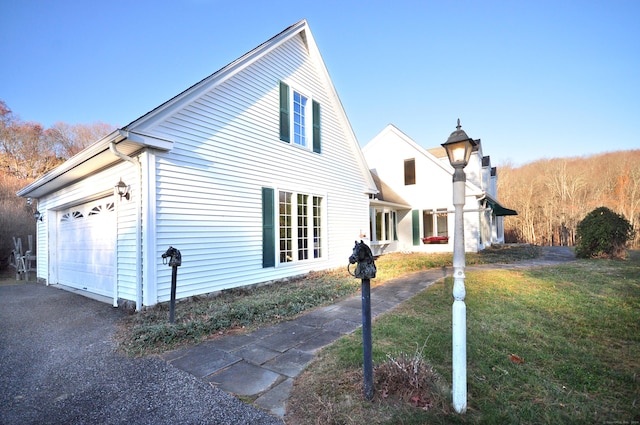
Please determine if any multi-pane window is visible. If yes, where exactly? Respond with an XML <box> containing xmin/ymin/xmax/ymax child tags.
<box><xmin>313</xmin><ymin>196</ymin><xmax>322</xmax><ymax>258</ymax></box>
<box><xmin>279</xmin><ymin>81</ymin><xmax>321</xmax><ymax>153</ymax></box>
<box><xmin>279</xmin><ymin>192</ymin><xmax>293</xmax><ymax>262</ymax></box>
<box><xmin>423</xmin><ymin>208</ymin><xmax>449</xmax><ymax>238</ymax></box>
<box><xmin>372</xmin><ymin>208</ymin><xmax>398</xmax><ymax>242</ymax></box>
<box><xmin>436</xmin><ymin>209</ymin><xmax>448</xmax><ymax>237</ymax></box>
<box><xmin>297</xmin><ymin>194</ymin><xmax>308</xmax><ymax>260</ymax></box>
<box><xmin>293</xmin><ymin>92</ymin><xmax>308</xmax><ymax>147</ymax></box>
<box><xmin>278</xmin><ymin>190</ymin><xmax>322</xmax><ymax>263</ymax></box>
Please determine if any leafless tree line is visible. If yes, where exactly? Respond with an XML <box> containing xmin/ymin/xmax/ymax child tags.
<box><xmin>0</xmin><ymin>100</ymin><xmax>114</xmax><ymax>179</ymax></box>
<box><xmin>0</xmin><ymin>99</ymin><xmax>115</xmax><ymax>267</ymax></box>
<box><xmin>498</xmin><ymin>151</ymin><xmax>640</xmax><ymax>247</ymax></box>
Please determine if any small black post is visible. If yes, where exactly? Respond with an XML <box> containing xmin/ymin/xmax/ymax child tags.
<box><xmin>348</xmin><ymin>240</ymin><xmax>377</xmax><ymax>401</ymax></box>
<box><xmin>162</xmin><ymin>246</ymin><xmax>182</xmax><ymax>324</ymax></box>
<box><xmin>361</xmin><ymin>277</ymin><xmax>374</xmax><ymax>400</ymax></box>
<box><xmin>169</xmin><ymin>264</ymin><xmax>178</xmax><ymax>324</ymax></box>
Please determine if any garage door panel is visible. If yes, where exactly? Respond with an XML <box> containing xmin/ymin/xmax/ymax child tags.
<box><xmin>57</xmin><ymin>198</ymin><xmax>115</xmax><ymax>297</ymax></box>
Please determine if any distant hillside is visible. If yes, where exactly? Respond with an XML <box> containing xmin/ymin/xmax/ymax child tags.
<box><xmin>497</xmin><ymin>150</ymin><xmax>640</xmax><ymax>247</ymax></box>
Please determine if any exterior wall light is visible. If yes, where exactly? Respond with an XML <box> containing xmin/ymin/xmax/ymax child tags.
<box><xmin>34</xmin><ymin>210</ymin><xmax>43</xmax><ymax>221</ymax></box>
<box><xmin>441</xmin><ymin>118</ymin><xmax>477</xmax><ymax>414</ymax></box>
<box><xmin>116</xmin><ymin>178</ymin><xmax>130</xmax><ymax>200</ymax></box>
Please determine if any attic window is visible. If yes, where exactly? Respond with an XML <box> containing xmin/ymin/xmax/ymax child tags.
<box><xmin>293</xmin><ymin>92</ymin><xmax>307</xmax><ymax>147</ymax></box>
<box><xmin>279</xmin><ymin>81</ymin><xmax>321</xmax><ymax>153</ymax></box>
<box><xmin>404</xmin><ymin>158</ymin><xmax>416</xmax><ymax>185</ymax></box>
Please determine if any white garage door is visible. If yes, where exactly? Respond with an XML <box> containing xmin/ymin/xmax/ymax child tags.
<box><xmin>57</xmin><ymin>198</ymin><xmax>116</xmax><ymax>297</ymax></box>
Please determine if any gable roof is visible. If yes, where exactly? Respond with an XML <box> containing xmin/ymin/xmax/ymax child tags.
<box><xmin>363</xmin><ymin>124</ymin><xmax>484</xmax><ymax>196</ymax></box>
<box><xmin>19</xmin><ymin>20</ymin><xmax>377</xmax><ymax>198</ymax></box>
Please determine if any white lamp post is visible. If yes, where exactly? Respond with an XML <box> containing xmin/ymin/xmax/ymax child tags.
<box><xmin>441</xmin><ymin>119</ymin><xmax>476</xmax><ymax>414</ymax></box>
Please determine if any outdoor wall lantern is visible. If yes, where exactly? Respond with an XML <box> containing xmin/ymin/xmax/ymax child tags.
<box><xmin>34</xmin><ymin>210</ymin><xmax>43</xmax><ymax>221</ymax></box>
<box><xmin>441</xmin><ymin>118</ymin><xmax>477</xmax><ymax>414</ymax></box>
<box><xmin>116</xmin><ymin>178</ymin><xmax>130</xmax><ymax>200</ymax></box>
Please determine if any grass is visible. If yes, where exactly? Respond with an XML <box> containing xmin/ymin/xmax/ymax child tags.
<box><xmin>114</xmin><ymin>244</ymin><xmax>541</xmax><ymax>357</ymax></box>
<box><xmin>286</xmin><ymin>251</ymin><xmax>640</xmax><ymax>424</ymax></box>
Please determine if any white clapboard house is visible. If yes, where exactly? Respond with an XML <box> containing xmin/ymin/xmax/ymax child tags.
<box><xmin>363</xmin><ymin>124</ymin><xmax>516</xmax><ymax>257</ymax></box>
<box><xmin>18</xmin><ymin>20</ymin><xmax>377</xmax><ymax>309</ymax></box>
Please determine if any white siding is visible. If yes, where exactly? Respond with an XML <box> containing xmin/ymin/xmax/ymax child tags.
<box><xmin>28</xmin><ymin>26</ymin><xmax>373</xmax><ymax>307</ymax></box>
<box><xmin>137</xmin><ymin>34</ymin><xmax>370</xmax><ymax>302</ymax></box>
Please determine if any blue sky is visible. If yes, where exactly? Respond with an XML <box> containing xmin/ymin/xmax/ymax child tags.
<box><xmin>1</xmin><ymin>0</ymin><xmax>638</xmax><ymax>166</ymax></box>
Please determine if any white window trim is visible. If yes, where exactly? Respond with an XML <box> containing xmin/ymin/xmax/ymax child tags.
<box><xmin>285</xmin><ymin>82</ymin><xmax>315</xmax><ymax>152</ymax></box>
<box><xmin>422</xmin><ymin>208</ymin><xmax>449</xmax><ymax>238</ymax></box>
<box><xmin>371</xmin><ymin>207</ymin><xmax>397</xmax><ymax>243</ymax></box>
<box><xmin>276</xmin><ymin>188</ymin><xmax>326</xmax><ymax>266</ymax></box>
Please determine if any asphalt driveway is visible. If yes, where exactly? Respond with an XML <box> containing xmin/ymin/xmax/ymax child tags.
<box><xmin>0</xmin><ymin>282</ymin><xmax>283</xmax><ymax>425</ymax></box>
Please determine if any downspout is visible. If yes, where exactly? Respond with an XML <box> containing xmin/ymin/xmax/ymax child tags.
<box><xmin>110</xmin><ymin>142</ymin><xmax>143</xmax><ymax>311</ymax></box>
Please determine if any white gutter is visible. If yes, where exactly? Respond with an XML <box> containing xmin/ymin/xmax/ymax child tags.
<box><xmin>110</xmin><ymin>142</ymin><xmax>143</xmax><ymax>311</ymax></box>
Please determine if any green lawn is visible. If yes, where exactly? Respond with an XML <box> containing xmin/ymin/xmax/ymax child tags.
<box><xmin>286</xmin><ymin>252</ymin><xmax>640</xmax><ymax>424</ymax></box>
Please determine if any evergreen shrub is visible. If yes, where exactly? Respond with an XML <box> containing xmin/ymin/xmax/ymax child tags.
<box><xmin>575</xmin><ymin>206</ymin><xmax>635</xmax><ymax>259</ymax></box>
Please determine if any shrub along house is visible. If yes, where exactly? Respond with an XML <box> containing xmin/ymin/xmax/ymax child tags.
<box><xmin>363</xmin><ymin>124</ymin><xmax>516</xmax><ymax>256</ymax></box>
<box><xmin>18</xmin><ymin>20</ymin><xmax>377</xmax><ymax>310</ymax></box>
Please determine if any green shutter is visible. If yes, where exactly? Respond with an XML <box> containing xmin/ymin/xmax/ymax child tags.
<box><xmin>279</xmin><ymin>81</ymin><xmax>290</xmax><ymax>142</ymax></box>
<box><xmin>262</xmin><ymin>187</ymin><xmax>275</xmax><ymax>267</ymax></box>
<box><xmin>412</xmin><ymin>209</ymin><xmax>420</xmax><ymax>246</ymax></box>
<box><xmin>392</xmin><ymin>211</ymin><xmax>398</xmax><ymax>241</ymax></box>
<box><xmin>312</xmin><ymin>100</ymin><xmax>321</xmax><ymax>153</ymax></box>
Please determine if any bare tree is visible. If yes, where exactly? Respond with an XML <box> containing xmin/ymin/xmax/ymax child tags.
<box><xmin>46</xmin><ymin>121</ymin><xmax>114</xmax><ymax>159</ymax></box>
<box><xmin>499</xmin><ymin>150</ymin><xmax>640</xmax><ymax>247</ymax></box>
<box><xmin>0</xmin><ymin>102</ymin><xmax>59</xmax><ymax>179</ymax></box>
<box><xmin>0</xmin><ymin>100</ymin><xmax>115</xmax><ymax>179</ymax></box>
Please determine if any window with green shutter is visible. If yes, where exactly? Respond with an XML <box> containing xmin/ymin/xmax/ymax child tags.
<box><xmin>274</xmin><ymin>190</ymin><xmax>323</xmax><ymax>264</ymax></box>
<box><xmin>279</xmin><ymin>81</ymin><xmax>321</xmax><ymax>153</ymax></box>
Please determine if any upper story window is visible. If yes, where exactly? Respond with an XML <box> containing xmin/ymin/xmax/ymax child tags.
<box><xmin>404</xmin><ymin>158</ymin><xmax>416</xmax><ymax>185</ymax></box>
<box><xmin>293</xmin><ymin>92</ymin><xmax>307</xmax><ymax>147</ymax></box>
<box><xmin>279</xmin><ymin>81</ymin><xmax>321</xmax><ymax>153</ymax></box>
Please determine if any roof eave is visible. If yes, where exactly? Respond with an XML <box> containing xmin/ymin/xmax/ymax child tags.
<box><xmin>17</xmin><ymin>129</ymin><xmax>173</xmax><ymax>198</ymax></box>
<box><xmin>370</xmin><ymin>199</ymin><xmax>412</xmax><ymax>209</ymax></box>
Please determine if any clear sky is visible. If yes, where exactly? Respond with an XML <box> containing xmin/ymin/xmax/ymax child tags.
<box><xmin>1</xmin><ymin>0</ymin><xmax>638</xmax><ymax>166</ymax></box>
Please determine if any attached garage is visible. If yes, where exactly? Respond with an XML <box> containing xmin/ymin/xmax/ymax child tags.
<box><xmin>56</xmin><ymin>197</ymin><xmax>116</xmax><ymax>297</ymax></box>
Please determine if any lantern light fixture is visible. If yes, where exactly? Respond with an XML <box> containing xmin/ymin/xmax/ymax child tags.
<box><xmin>116</xmin><ymin>178</ymin><xmax>130</xmax><ymax>200</ymax></box>
<box><xmin>34</xmin><ymin>210</ymin><xmax>43</xmax><ymax>222</ymax></box>
<box><xmin>441</xmin><ymin>119</ymin><xmax>477</xmax><ymax>169</ymax></box>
